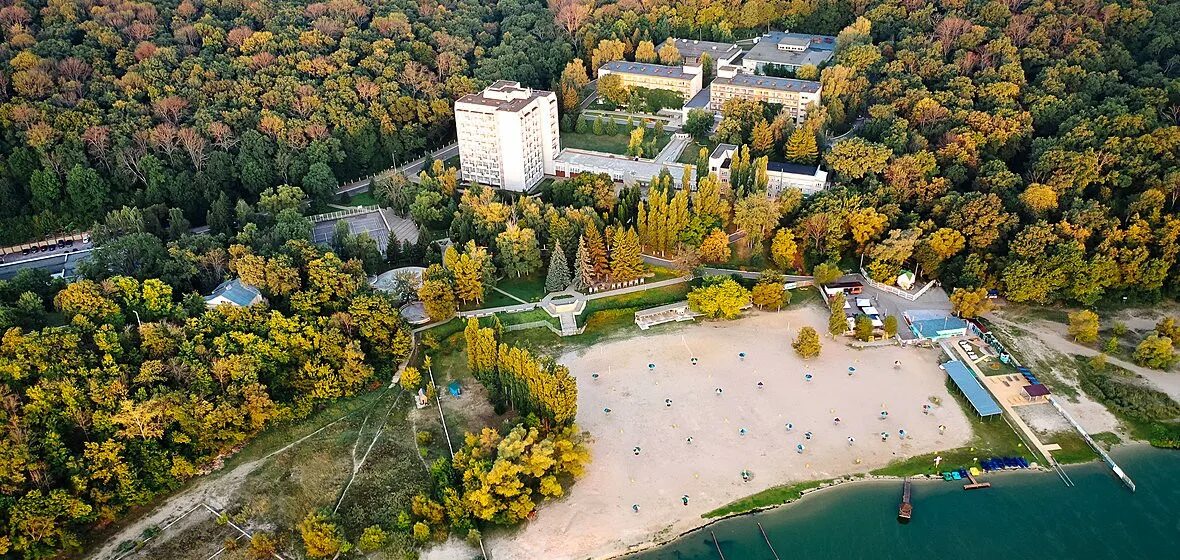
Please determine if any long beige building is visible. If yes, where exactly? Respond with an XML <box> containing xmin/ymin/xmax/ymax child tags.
<box><xmin>709</xmin><ymin>66</ymin><xmax>821</xmax><ymax>123</ymax></box>
<box><xmin>598</xmin><ymin>61</ymin><xmax>703</xmax><ymax>101</ymax></box>
<box><xmin>455</xmin><ymin>80</ymin><xmax>559</xmax><ymax>192</ymax></box>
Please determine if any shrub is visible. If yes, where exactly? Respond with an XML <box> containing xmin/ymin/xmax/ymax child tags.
<box><xmin>793</xmin><ymin>326</ymin><xmax>821</xmax><ymax>358</ymax></box>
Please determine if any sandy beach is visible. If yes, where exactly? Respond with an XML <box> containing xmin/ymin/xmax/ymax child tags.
<box><xmin>481</xmin><ymin>307</ymin><xmax>973</xmax><ymax>560</ymax></box>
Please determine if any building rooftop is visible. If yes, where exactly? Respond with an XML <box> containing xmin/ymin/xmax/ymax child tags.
<box><xmin>457</xmin><ymin>80</ymin><xmax>553</xmax><ymax>112</ymax></box>
<box><xmin>555</xmin><ymin>148</ymin><xmax>692</xmax><ymax>185</ymax></box>
<box><xmin>710</xmin><ymin>143</ymin><xmax>738</xmax><ymax>160</ymax></box>
<box><xmin>667</xmin><ymin>38</ymin><xmax>742</xmax><ymax>61</ymax></box>
<box><xmin>684</xmin><ymin>85</ymin><xmax>712</xmax><ymax>109</ymax></box>
<box><xmin>766</xmin><ymin>161</ymin><xmax>823</xmax><ymax>176</ymax></box>
<box><xmin>600</xmin><ymin>61</ymin><xmax>695</xmax><ymax>81</ymax></box>
<box><xmin>712</xmin><ymin>73</ymin><xmax>821</xmax><ymax>93</ymax></box>
<box><xmin>205</xmin><ymin>278</ymin><xmax>261</xmax><ymax>306</ymax></box>
<box><xmin>744</xmin><ymin>31</ymin><xmax>837</xmax><ymax>68</ymax></box>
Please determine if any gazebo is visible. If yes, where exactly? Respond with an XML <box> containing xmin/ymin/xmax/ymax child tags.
<box><xmin>1021</xmin><ymin>384</ymin><xmax>1051</xmax><ymax>403</ymax></box>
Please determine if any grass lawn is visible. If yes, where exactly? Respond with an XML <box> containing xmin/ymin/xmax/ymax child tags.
<box><xmin>870</xmin><ymin>377</ymin><xmax>1031</xmax><ymax>477</ymax></box>
<box><xmin>560</xmin><ymin>130</ymin><xmax>670</xmax><ymax>156</ymax></box>
<box><xmin>1045</xmin><ymin>431</ymin><xmax>1100</xmax><ymax>464</ymax></box>
<box><xmin>498</xmin><ymin>273</ymin><xmax>547</xmax><ymax>302</ymax></box>
<box><xmin>677</xmin><ymin>140</ymin><xmax>715</xmax><ymax>165</ymax></box>
<box><xmin>343</xmin><ymin>190</ymin><xmax>377</xmax><ymax>206</ymax></box>
<box><xmin>708</xmin><ymin>239</ymin><xmax>768</xmax><ymax>271</ymax></box>
<box><xmin>702</xmin><ymin>478</ymin><xmax>832</xmax><ymax>518</ymax></box>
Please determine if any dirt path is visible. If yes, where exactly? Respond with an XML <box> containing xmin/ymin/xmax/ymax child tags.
<box><xmin>990</xmin><ymin>312</ymin><xmax>1180</xmax><ymax>402</ymax></box>
<box><xmin>87</xmin><ymin>398</ymin><xmax>380</xmax><ymax>560</ymax></box>
<box><xmin>986</xmin><ymin>313</ymin><xmax>1163</xmax><ymax>436</ymax></box>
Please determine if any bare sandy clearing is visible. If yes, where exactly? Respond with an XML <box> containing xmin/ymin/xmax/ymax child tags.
<box><xmin>479</xmin><ymin>307</ymin><xmax>972</xmax><ymax>560</ymax></box>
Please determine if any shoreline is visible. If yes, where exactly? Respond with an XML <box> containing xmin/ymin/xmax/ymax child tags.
<box><xmin>608</xmin><ymin>443</ymin><xmax>1157</xmax><ymax>560</ymax></box>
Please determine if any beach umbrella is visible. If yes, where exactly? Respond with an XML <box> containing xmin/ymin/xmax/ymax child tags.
<box><xmin>804</xmin><ymin>431</ymin><xmax>813</xmax><ymax>440</ymax></box>
<box><xmin>739</xmin><ymin>352</ymin><xmax>747</xmax><ymax>360</ymax></box>
<box><xmin>796</xmin><ymin>444</ymin><xmax>805</xmax><ymax>453</ymax></box>
<box><xmin>880</xmin><ymin>410</ymin><xmax>889</xmax><ymax>419</ymax></box>
<box><xmin>592</xmin><ymin>373</ymin><xmax>600</xmax><ymax>380</ymax></box>
<box><xmin>804</xmin><ymin>373</ymin><xmax>813</xmax><ymax>382</ymax></box>
<box><xmin>648</xmin><ymin>363</ymin><xmax>656</xmax><ymax>371</ymax></box>
<box><xmin>847</xmin><ymin>436</ymin><xmax>855</xmax><ymax>445</ymax></box>
<box><xmin>899</xmin><ymin>429</ymin><xmax>907</xmax><ymax>438</ymax></box>
<box><xmin>847</xmin><ymin>366</ymin><xmax>856</xmax><ymax>375</ymax></box>
<box><xmin>603</xmin><ymin>407</ymin><xmax>611</xmax><ymax>413</ymax></box>
<box><xmin>690</xmin><ymin>357</ymin><xmax>698</xmax><ymax>365</ymax></box>
<box><xmin>785</xmin><ymin>423</ymin><xmax>794</xmax><ymax>431</ymax></box>
<box><xmin>880</xmin><ymin>432</ymin><xmax>889</xmax><ymax>441</ymax></box>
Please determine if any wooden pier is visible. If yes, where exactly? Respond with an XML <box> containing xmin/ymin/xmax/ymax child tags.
<box><xmin>757</xmin><ymin>522</ymin><xmax>781</xmax><ymax>560</ymax></box>
<box><xmin>962</xmin><ymin>470</ymin><xmax>992</xmax><ymax>490</ymax></box>
<box><xmin>710</xmin><ymin>530</ymin><xmax>727</xmax><ymax>560</ymax></box>
<box><xmin>897</xmin><ymin>478</ymin><xmax>913</xmax><ymax>521</ymax></box>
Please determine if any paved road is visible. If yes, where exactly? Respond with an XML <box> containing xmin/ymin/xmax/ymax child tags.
<box><xmin>0</xmin><ymin>249</ymin><xmax>93</xmax><ymax>280</ymax></box>
<box><xmin>335</xmin><ymin>143</ymin><xmax>459</xmax><ymax>197</ymax></box>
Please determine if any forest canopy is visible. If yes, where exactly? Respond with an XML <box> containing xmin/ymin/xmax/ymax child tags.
<box><xmin>0</xmin><ymin>0</ymin><xmax>571</xmax><ymax>244</ymax></box>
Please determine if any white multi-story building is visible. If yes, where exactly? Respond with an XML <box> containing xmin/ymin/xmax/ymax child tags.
<box><xmin>455</xmin><ymin>80</ymin><xmax>559</xmax><ymax>192</ymax></box>
<box><xmin>709</xmin><ymin>66</ymin><xmax>821</xmax><ymax>124</ymax></box>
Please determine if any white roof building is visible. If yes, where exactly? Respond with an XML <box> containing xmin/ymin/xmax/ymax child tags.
<box><xmin>455</xmin><ymin>81</ymin><xmax>560</xmax><ymax>193</ymax></box>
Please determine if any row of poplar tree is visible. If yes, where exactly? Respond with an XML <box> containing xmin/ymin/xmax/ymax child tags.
<box><xmin>464</xmin><ymin>318</ymin><xmax>577</xmax><ymax>425</ymax></box>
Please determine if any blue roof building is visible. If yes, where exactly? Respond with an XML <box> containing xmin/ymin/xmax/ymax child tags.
<box><xmin>204</xmin><ymin>279</ymin><xmax>264</xmax><ymax>308</ymax></box>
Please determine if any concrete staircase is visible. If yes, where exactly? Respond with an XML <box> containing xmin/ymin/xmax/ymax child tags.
<box><xmin>559</xmin><ymin>313</ymin><xmax>578</xmax><ymax>336</ymax></box>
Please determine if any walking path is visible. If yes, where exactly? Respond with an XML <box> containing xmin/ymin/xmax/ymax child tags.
<box><xmin>493</xmin><ymin>287</ymin><xmax>529</xmax><ymax>305</ymax></box>
<box><xmin>653</xmin><ymin>134</ymin><xmax>691</xmax><ymax>163</ymax></box>
<box><xmin>335</xmin><ymin>143</ymin><xmax>458</xmax><ymax>196</ymax></box>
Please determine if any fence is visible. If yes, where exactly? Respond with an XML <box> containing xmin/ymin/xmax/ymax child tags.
<box><xmin>457</xmin><ymin>302</ymin><xmax>537</xmax><ymax>318</ymax></box>
<box><xmin>858</xmin><ymin>269</ymin><xmax>939</xmax><ymax>301</ymax></box>
<box><xmin>309</xmin><ymin>206</ymin><xmax>379</xmax><ymax>223</ymax></box>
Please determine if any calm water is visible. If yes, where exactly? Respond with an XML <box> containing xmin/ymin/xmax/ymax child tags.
<box><xmin>634</xmin><ymin>446</ymin><xmax>1180</xmax><ymax>559</ymax></box>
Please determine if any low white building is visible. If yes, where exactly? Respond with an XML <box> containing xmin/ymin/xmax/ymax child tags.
<box><xmin>455</xmin><ymin>80</ymin><xmax>560</xmax><ymax>192</ymax></box>
<box><xmin>741</xmin><ymin>31</ymin><xmax>837</xmax><ymax>74</ymax></box>
<box><xmin>554</xmin><ymin>149</ymin><xmax>694</xmax><ymax>189</ymax></box>
<box><xmin>709</xmin><ymin>144</ymin><xmax>828</xmax><ymax>196</ymax></box>
<box><xmin>665</xmin><ymin>38</ymin><xmax>742</xmax><ymax>67</ymax></box>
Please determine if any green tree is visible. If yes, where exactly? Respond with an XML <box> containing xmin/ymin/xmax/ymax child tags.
<box><xmin>1133</xmin><ymin>334</ymin><xmax>1176</xmax><ymax>370</ymax></box>
<box><xmin>784</xmin><ymin>128</ymin><xmax>819</xmax><ymax>164</ymax></box>
<box><xmin>545</xmin><ymin>240</ymin><xmax>571</xmax><ymax>293</ymax></box>
<box><xmin>1068</xmin><ymin>310</ymin><xmax>1100</xmax><ymax>344</ymax></box>
<box><xmin>950</xmin><ymin>288</ymin><xmax>993</xmax><ymax>318</ymax></box>
<box><xmin>854</xmin><ymin>314</ymin><xmax>873</xmax><ymax>341</ymax></box>
<box><xmin>883</xmin><ymin>315</ymin><xmax>899</xmax><ymax>337</ymax></box>
<box><xmin>683</xmin><ymin>109</ymin><xmax>714</xmax><ymax>141</ymax></box>
<box><xmin>610</xmin><ymin>227</ymin><xmax>644</xmax><ymax>282</ymax></box>
<box><xmin>496</xmin><ymin>225</ymin><xmax>542</xmax><ymax>278</ymax></box>
<box><xmin>828</xmin><ymin>291</ymin><xmax>848</xmax><ymax>336</ymax></box>
<box><xmin>812</xmin><ymin>262</ymin><xmax>843</xmax><ymax>285</ymax></box>
<box><xmin>793</xmin><ymin>326</ymin><xmax>821</xmax><ymax>358</ymax></box>
<box><xmin>687</xmin><ymin>277</ymin><xmax>751</xmax><ymax>319</ymax></box>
